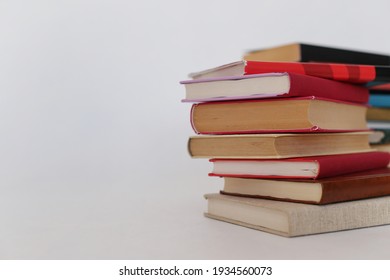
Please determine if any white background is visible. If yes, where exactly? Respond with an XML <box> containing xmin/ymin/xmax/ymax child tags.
<box><xmin>1</xmin><ymin>0</ymin><xmax>390</xmax><ymax>259</ymax></box>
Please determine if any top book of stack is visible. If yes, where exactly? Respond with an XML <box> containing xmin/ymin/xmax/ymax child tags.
<box><xmin>186</xmin><ymin>43</ymin><xmax>390</xmax><ymax>92</ymax></box>
<box><xmin>243</xmin><ymin>42</ymin><xmax>390</xmax><ymax>65</ymax></box>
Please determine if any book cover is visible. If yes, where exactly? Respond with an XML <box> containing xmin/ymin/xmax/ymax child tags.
<box><xmin>190</xmin><ymin>60</ymin><xmax>390</xmax><ymax>86</ymax></box>
<box><xmin>219</xmin><ymin>168</ymin><xmax>390</xmax><ymax>205</ymax></box>
<box><xmin>181</xmin><ymin>72</ymin><xmax>369</xmax><ymax>104</ymax></box>
<box><xmin>209</xmin><ymin>151</ymin><xmax>390</xmax><ymax>179</ymax></box>
<box><xmin>190</xmin><ymin>97</ymin><xmax>368</xmax><ymax>134</ymax></box>
<box><xmin>204</xmin><ymin>193</ymin><xmax>390</xmax><ymax>237</ymax></box>
<box><xmin>369</xmin><ymin>93</ymin><xmax>390</xmax><ymax>108</ymax></box>
<box><xmin>243</xmin><ymin>43</ymin><xmax>390</xmax><ymax>65</ymax></box>
<box><xmin>188</xmin><ymin>132</ymin><xmax>372</xmax><ymax>159</ymax></box>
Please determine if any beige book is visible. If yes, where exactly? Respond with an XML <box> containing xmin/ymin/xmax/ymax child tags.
<box><xmin>191</xmin><ymin>98</ymin><xmax>367</xmax><ymax>134</ymax></box>
<box><xmin>367</xmin><ymin>107</ymin><xmax>390</xmax><ymax>121</ymax></box>
<box><xmin>204</xmin><ymin>193</ymin><xmax>390</xmax><ymax>237</ymax></box>
<box><xmin>189</xmin><ymin>132</ymin><xmax>372</xmax><ymax>159</ymax></box>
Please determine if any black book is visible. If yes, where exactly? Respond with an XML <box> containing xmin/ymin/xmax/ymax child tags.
<box><xmin>244</xmin><ymin>42</ymin><xmax>390</xmax><ymax>65</ymax></box>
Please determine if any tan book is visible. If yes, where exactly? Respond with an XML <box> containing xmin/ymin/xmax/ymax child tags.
<box><xmin>188</xmin><ymin>132</ymin><xmax>372</xmax><ymax>159</ymax></box>
<box><xmin>190</xmin><ymin>97</ymin><xmax>367</xmax><ymax>134</ymax></box>
<box><xmin>367</xmin><ymin>107</ymin><xmax>390</xmax><ymax>121</ymax></box>
<box><xmin>204</xmin><ymin>193</ymin><xmax>390</xmax><ymax>237</ymax></box>
<box><xmin>372</xmin><ymin>143</ymin><xmax>390</xmax><ymax>153</ymax></box>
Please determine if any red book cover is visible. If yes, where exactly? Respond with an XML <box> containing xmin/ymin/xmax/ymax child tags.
<box><xmin>189</xmin><ymin>60</ymin><xmax>390</xmax><ymax>89</ymax></box>
<box><xmin>188</xmin><ymin>60</ymin><xmax>390</xmax><ymax>89</ymax></box>
<box><xmin>286</xmin><ymin>72</ymin><xmax>369</xmax><ymax>103</ymax></box>
<box><xmin>182</xmin><ymin>72</ymin><xmax>369</xmax><ymax>104</ymax></box>
<box><xmin>244</xmin><ymin>61</ymin><xmax>377</xmax><ymax>84</ymax></box>
<box><xmin>245</xmin><ymin>61</ymin><xmax>390</xmax><ymax>92</ymax></box>
<box><xmin>209</xmin><ymin>151</ymin><xmax>390</xmax><ymax>179</ymax></box>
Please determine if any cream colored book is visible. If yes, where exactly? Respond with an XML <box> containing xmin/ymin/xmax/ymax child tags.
<box><xmin>189</xmin><ymin>132</ymin><xmax>372</xmax><ymax>159</ymax></box>
<box><xmin>204</xmin><ymin>193</ymin><xmax>390</xmax><ymax>237</ymax></box>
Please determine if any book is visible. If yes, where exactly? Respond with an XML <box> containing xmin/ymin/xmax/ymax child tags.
<box><xmin>370</xmin><ymin>84</ymin><xmax>390</xmax><ymax>91</ymax></box>
<box><xmin>242</xmin><ymin>42</ymin><xmax>390</xmax><ymax>65</ymax></box>
<box><xmin>180</xmin><ymin>72</ymin><xmax>369</xmax><ymax>103</ymax></box>
<box><xmin>188</xmin><ymin>132</ymin><xmax>372</xmax><ymax>159</ymax></box>
<box><xmin>204</xmin><ymin>193</ymin><xmax>390</xmax><ymax>237</ymax></box>
<box><xmin>190</xmin><ymin>97</ymin><xmax>367</xmax><ymax>134</ymax></box>
<box><xmin>372</xmin><ymin>143</ymin><xmax>390</xmax><ymax>152</ymax></box>
<box><xmin>369</xmin><ymin>129</ymin><xmax>390</xmax><ymax>144</ymax></box>
<box><xmin>367</xmin><ymin>107</ymin><xmax>390</xmax><ymax>121</ymax></box>
<box><xmin>209</xmin><ymin>151</ymin><xmax>390</xmax><ymax>179</ymax></box>
<box><xmin>219</xmin><ymin>168</ymin><xmax>390</xmax><ymax>205</ymax></box>
<box><xmin>368</xmin><ymin>123</ymin><xmax>390</xmax><ymax>145</ymax></box>
<box><xmin>368</xmin><ymin>121</ymin><xmax>390</xmax><ymax>130</ymax></box>
<box><xmin>369</xmin><ymin>93</ymin><xmax>390</xmax><ymax>108</ymax></box>
<box><xmin>189</xmin><ymin>60</ymin><xmax>390</xmax><ymax>88</ymax></box>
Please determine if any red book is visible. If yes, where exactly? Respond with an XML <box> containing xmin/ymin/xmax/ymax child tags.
<box><xmin>181</xmin><ymin>72</ymin><xmax>369</xmax><ymax>104</ymax></box>
<box><xmin>209</xmin><ymin>151</ymin><xmax>390</xmax><ymax>179</ymax></box>
<box><xmin>188</xmin><ymin>60</ymin><xmax>390</xmax><ymax>89</ymax></box>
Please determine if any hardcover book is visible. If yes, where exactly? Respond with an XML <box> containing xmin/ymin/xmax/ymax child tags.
<box><xmin>190</xmin><ymin>97</ymin><xmax>368</xmax><ymax>134</ymax></box>
<box><xmin>242</xmin><ymin>42</ymin><xmax>390</xmax><ymax>65</ymax></box>
<box><xmin>369</xmin><ymin>93</ymin><xmax>390</xmax><ymax>108</ymax></box>
<box><xmin>368</xmin><ymin>121</ymin><xmax>390</xmax><ymax>130</ymax></box>
<box><xmin>189</xmin><ymin>60</ymin><xmax>390</xmax><ymax>89</ymax></box>
<box><xmin>181</xmin><ymin>72</ymin><xmax>369</xmax><ymax>103</ymax></box>
<box><xmin>218</xmin><ymin>168</ymin><xmax>390</xmax><ymax>205</ymax></box>
<box><xmin>204</xmin><ymin>193</ymin><xmax>390</xmax><ymax>237</ymax></box>
<box><xmin>372</xmin><ymin>143</ymin><xmax>390</xmax><ymax>152</ymax></box>
<box><xmin>368</xmin><ymin>123</ymin><xmax>390</xmax><ymax>145</ymax></box>
<box><xmin>209</xmin><ymin>151</ymin><xmax>390</xmax><ymax>179</ymax></box>
<box><xmin>188</xmin><ymin>132</ymin><xmax>372</xmax><ymax>159</ymax></box>
<box><xmin>367</xmin><ymin>107</ymin><xmax>390</xmax><ymax>121</ymax></box>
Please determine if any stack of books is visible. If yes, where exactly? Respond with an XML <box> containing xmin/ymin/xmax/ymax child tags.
<box><xmin>181</xmin><ymin>42</ymin><xmax>390</xmax><ymax>237</ymax></box>
<box><xmin>243</xmin><ymin>43</ymin><xmax>390</xmax><ymax>155</ymax></box>
<box><xmin>367</xmin><ymin>94</ymin><xmax>390</xmax><ymax>152</ymax></box>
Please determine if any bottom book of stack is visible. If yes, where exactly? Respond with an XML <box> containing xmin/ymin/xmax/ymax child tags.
<box><xmin>204</xmin><ymin>168</ymin><xmax>390</xmax><ymax>237</ymax></box>
<box><xmin>205</xmin><ymin>193</ymin><xmax>390</xmax><ymax>237</ymax></box>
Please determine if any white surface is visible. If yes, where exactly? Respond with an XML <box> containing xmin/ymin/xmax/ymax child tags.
<box><xmin>1</xmin><ymin>0</ymin><xmax>390</xmax><ymax>259</ymax></box>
